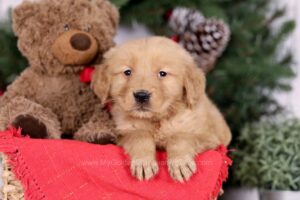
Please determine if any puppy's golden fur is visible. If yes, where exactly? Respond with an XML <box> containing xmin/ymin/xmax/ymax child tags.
<box><xmin>92</xmin><ymin>37</ymin><xmax>231</xmax><ymax>182</ymax></box>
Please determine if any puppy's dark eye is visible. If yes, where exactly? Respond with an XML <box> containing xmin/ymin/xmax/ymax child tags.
<box><xmin>124</xmin><ymin>69</ymin><xmax>132</xmax><ymax>76</ymax></box>
<box><xmin>159</xmin><ymin>71</ymin><xmax>167</xmax><ymax>77</ymax></box>
<box><xmin>64</xmin><ymin>24</ymin><xmax>70</xmax><ymax>31</ymax></box>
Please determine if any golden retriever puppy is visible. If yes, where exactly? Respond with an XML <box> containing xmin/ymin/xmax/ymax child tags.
<box><xmin>92</xmin><ymin>36</ymin><xmax>231</xmax><ymax>182</ymax></box>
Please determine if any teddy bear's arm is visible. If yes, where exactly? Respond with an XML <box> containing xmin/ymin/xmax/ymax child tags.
<box><xmin>0</xmin><ymin>68</ymin><xmax>38</xmax><ymax>108</ymax></box>
<box><xmin>0</xmin><ymin>69</ymin><xmax>62</xmax><ymax>138</ymax></box>
<box><xmin>0</xmin><ymin>96</ymin><xmax>62</xmax><ymax>138</ymax></box>
<box><xmin>74</xmin><ymin>107</ymin><xmax>116</xmax><ymax>144</ymax></box>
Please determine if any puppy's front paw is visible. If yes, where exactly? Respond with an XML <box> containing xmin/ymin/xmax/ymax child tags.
<box><xmin>168</xmin><ymin>155</ymin><xmax>197</xmax><ymax>183</ymax></box>
<box><xmin>130</xmin><ymin>157</ymin><xmax>159</xmax><ymax>181</ymax></box>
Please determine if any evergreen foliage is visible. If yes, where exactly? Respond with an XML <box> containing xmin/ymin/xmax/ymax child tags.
<box><xmin>233</xmin><ymin>119</ymin><xmax>300</xmax><ymax>190</ymax></box>
<box><xmin>0</xmin><ymin>12</ymin><xmax>28</xmax><ymax>90</ymax></box>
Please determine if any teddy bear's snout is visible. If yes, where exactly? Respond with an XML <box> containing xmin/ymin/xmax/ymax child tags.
<box><xmin>51</xmin><ymin>29</ymin><xmax>98</xmax><ymax>66</ymax></box>
<box><xmin>70</xmin><ymin>33</ymin><xmax>92</xmax><ymax>51</ymax></box>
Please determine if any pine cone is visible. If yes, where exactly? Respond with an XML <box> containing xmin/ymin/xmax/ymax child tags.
<box><xmin>168</xmin><ymin>7</ymin><xmax>205</xmax><ymax>35</ymax></box>
<box><xmin>168</xmin><ymin>7</ymin><xmax>230</xmax><ymax>73</ymax></box>
<box><xmin>180</xmin><ymin>19</ymin><xmax>230</xmax><ymax>72</ymax></box>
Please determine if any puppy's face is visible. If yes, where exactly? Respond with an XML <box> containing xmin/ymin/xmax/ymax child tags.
<box><xmin>93</xmin><ymin>37</ymin><xmax>205</xmax><ymax>119</ymax></box>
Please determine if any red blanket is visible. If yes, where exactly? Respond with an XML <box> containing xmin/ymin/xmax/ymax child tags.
<box><xmin>0</xmin><ymin>128</ymin><xmax>232</xmax><ymax>200</ymax></box>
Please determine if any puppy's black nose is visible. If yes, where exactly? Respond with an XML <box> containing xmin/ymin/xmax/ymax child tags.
<box><xmin>133</xmin><ymin>90</ymin><xmax>151</xmax><ymax>104</ymax></box>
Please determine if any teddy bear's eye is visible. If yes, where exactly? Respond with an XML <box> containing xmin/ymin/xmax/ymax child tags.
<box><xmin>85</xmin><ymin>26</ymin><xmax>91</xmax><ymax>32</ymax></box>
<box><xmin>64</xmin><ymin>24</ymin><xmax>70</xmax><ymax>31</ymax></box>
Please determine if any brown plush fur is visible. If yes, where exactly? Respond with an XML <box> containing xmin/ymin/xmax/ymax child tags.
<box><xmin>0</xmin><ymin>0</ymin><xmax>118</xmax><ymax>140</ymax></box>
<box><xmin>92</xmin><ymin>37</ymin><xmax>231</xmax><ymax>182</ymax></box>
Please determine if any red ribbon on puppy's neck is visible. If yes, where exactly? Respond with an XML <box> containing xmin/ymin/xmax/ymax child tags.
<box><xmin>80</xmin><ymin>66</ymin><xmax>112</xmax><ymax>113</ymax></box>
<box><xmin>104</xmin><ymin>101</ymin><xmax>113</xmax><ymax>113</ymax></box>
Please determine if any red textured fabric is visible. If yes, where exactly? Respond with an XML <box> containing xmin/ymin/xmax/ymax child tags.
<box><xmin>0</xmin><ymin>128</ymin><xmax>232</xmax><ymax>200</ymax></box>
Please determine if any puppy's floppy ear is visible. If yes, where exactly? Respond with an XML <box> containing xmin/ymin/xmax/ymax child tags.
<box><xmin>183</xmin><ymin>62</ymin><xmax>206</xmax><ymax>108</ymax></box>
<box><xmin>91</xmin><ymin>64</ymin><xmax>111</xmax><ymax>105</ymax></box>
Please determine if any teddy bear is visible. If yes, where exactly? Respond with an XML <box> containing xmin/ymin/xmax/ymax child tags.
<box><xmin>0</xmin><ymin>0</ymin><xmax>118</xmax><ymax>143</ymax></box>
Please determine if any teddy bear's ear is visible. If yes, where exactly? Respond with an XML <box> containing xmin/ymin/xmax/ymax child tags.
<box><xmin>106</xmin><ymin>1</ymin><xmax>119</xmax><ymax>30</ymax></box>
<box><xmin>94</xmin><ymin>0</ymin><xmax>119</xmax><ymax>30</ymax></box>
<box><xmin>12</xmin><ymin>1</ymin><xmax>38</xmax><ymax>36</ymax></box>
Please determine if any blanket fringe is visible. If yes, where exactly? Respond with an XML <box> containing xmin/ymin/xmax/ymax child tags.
<box><xmin>210</xmin><ymin>145</ymin><xmax>233</xmax><ymax>200</ymax></box>
<box><xmin>0</xmin><ymin>128</ymin><xmax>44</xmax><ymax>200</ymax></box>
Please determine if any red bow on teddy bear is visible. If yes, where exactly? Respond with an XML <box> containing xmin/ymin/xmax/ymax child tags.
<box><xmin>80</xmin><ymin>66</ymin><xmax>95</xmax><ymax>83</ymax></box>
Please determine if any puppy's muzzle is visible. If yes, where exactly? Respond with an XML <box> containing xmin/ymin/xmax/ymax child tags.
<box><xmin>133</xmin><ymin>90</ymin><xmax>151</xmax><ymax>104</ymax></box>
